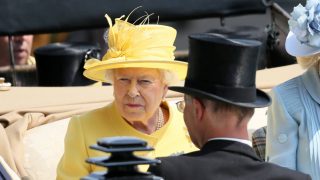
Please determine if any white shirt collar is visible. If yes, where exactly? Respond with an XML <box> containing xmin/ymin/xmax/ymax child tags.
<box><xmin>208</xmin><ymin>137</ymin><xmax>252</xmax><ymax>147</ymax></box>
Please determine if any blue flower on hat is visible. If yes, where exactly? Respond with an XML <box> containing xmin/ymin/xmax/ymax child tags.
<box><xmin>289</xmin><ymin>0</ymin><xmax>320</xmax><ymax>47</ymax></box>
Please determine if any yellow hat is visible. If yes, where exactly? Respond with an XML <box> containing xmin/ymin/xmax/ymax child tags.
<box><xmin>83</xmin><ymin>13</ymin><xmax>188</xmax><ymax>83</ymax></box>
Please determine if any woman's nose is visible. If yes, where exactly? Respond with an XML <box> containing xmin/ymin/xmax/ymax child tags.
<box><xmin>127</xmin><ymin>81</ymin><xmax>140</xmax><ymax>97</ymax></box>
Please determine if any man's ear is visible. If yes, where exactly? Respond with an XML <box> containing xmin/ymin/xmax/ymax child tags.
<box><xmin>192</xmin><ymin>98</ymin><xmax>205</xmax><ymax>122</ymax></box>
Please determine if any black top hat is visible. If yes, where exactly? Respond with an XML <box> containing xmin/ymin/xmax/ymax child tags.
<box><xmin>170</xmin><ymin>33</ymin><xmax>271</xmax><ymax>108</ymax></box>
<box><xmin>34</xmin><ymin>42</ymin><xmax>100</xmax><ymax>86</ymax></box>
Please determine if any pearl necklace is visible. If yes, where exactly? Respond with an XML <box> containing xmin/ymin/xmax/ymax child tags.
<box><xmin>155</xmin><ymin>108</ymin><xmax>165</xmax><ymax>131</ymax></box>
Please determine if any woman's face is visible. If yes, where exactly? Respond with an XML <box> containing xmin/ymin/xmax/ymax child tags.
<box><xmin>113</xmin><ymin>68</ymin><xmax>168</xmax><ymax>123</ymax></box>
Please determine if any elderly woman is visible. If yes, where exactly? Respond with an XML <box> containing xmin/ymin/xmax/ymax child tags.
<box><xmin>56</xmin><ymin>13</ymin><xmax>196</xmax><ymax>179</ymax></box>
<box><xmin>266</xmin><ymin>0</ymin><xmax>320</xmax><ymax>179</ymax></box>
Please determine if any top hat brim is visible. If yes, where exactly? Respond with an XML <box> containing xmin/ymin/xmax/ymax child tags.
<box><xmin>83</xmin><ymin>58</ymin><xmax>188</xmax><ymax>83</ymax></box>
<box><xmin>285</xmin><ymin>31</ymin><xmax>320</xmax><ymax>57</ymax></box>
<box><xmin>169</xmin><ymin>86</ymin><xmax>271</xmax><ymax>108</ymax></box>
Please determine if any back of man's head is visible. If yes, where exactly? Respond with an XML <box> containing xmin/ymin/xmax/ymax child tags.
<box><xmin>169</xmin><ymin>33</ymin><xmax>271</xmax><ymax>147</ymax></box>
<box><xmin>182</xmin><ymin>94</ymin><xmax>254</xmax><ymax>147</ymax></box>
<box><xmin>199</xmin><ymin>96</ymin><xmax>254</xmax><ymax>121</ymax></box>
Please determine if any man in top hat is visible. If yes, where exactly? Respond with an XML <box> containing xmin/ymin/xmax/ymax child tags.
<box><xmin>148</xmin><ymin>33</ymin><xmax>311</xmax><ymax>180</ymax></box>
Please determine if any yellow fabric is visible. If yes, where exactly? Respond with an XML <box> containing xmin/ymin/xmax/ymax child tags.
<box><xmin>83</xmin><ymin>14</ymin><xmax>188</xmax><ymax>82</ymax></box>
<box><xmin>57</xmin><ymin>101</ymin><xmax>197</xmax><ymax>180</ymax></box>
<box><xmin>27</xmin><ymin>56</ymin><xmax>36</xmax><ymax>65</ymax></box>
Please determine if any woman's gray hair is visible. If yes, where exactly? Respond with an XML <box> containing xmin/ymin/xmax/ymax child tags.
<box><xmin>296</xmin><ymin>54</ymin><xmax>320</xmax><ymax>70</ymax></box>
<box><xmin>105</xmin><ymin>69</ymin><xmax>180</xmax><ymax>85</ymax></box>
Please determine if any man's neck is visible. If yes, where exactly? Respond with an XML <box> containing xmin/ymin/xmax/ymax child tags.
<box><xmin>208</xmin><ymin>137</ymin><xmax>252</xmax><ymax>147</ymax></box>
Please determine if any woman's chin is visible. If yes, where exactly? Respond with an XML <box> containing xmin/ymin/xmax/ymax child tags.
<box><xmin>125</xmin><ymin>115</ymin><xmax>145</xmax><ymax>122</ymax></box>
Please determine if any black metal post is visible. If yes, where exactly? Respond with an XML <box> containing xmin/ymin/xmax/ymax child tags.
<box><xmin>8</xmin><ymin>35</ymin><xmax>17</xmax><ymax>86</ymax></box>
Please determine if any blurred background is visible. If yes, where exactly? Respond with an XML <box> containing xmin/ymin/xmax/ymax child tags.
<box><xmin>0</xmin><ymin>0</ymin><xmax>305</xmax><ymax>86</ymax></box>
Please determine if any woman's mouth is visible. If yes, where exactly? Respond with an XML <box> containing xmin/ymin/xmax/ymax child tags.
<box><xmin>126</xmin><ymin>103</ymin><xmax>142</xmax><ymax>108</ymax></box>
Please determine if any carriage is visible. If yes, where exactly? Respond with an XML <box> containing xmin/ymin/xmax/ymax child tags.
<box><xmin>0</xmin><ymin>0</ymin><xmax>305</xmax><ymax>179</ymax></box>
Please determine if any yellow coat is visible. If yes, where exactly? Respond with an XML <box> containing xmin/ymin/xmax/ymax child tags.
<box><xmin>57</xmin><ymin>101</ymin><xmax>197</xmax><ymax>180</ymax></box>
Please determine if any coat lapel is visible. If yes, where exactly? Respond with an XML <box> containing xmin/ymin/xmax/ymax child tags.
<box><xmin>200</xmin><ymin>140</ymin><xmax>262</xmax><ymax>161</ymax></box>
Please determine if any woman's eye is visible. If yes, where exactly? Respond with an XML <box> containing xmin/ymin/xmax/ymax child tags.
<box><xmin>118</xmin><ymin>78</ymin><xmax>130</xmax><ymax>83</ymax></box>
<box><xmin>139</xmin><ymin>80</ymin><xmax>152</xmax><ymax>85</ymax></box>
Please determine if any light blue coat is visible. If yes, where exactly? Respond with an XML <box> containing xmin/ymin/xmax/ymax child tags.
<box><xmin>266</xmin><ymin>64</ymin><xmax>320</xmax><ymax>180</ymax></box>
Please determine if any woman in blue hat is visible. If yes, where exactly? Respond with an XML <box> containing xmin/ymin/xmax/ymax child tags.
<box><xmin>266</xmin><ymin>1</ymin><xmax>320</xmax><ymax>179</ymax></box>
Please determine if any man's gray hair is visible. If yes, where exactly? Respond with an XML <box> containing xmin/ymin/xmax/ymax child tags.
<box><xmin>187</xmin><ymin>95</ymin><xmax>254</xmax><ymax>121</ymax></box>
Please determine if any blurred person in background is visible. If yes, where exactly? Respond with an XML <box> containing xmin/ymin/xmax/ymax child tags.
<box><xmin>0</xmin><ymin>35</ymin><xmax>34</xmax><ymax>67</ymax></box>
